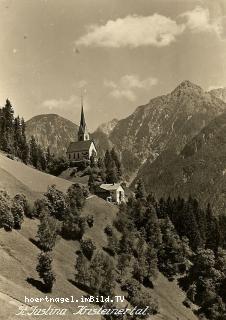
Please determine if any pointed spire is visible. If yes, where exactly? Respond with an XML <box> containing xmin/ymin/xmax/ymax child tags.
<box><xmin>80</xmin><ymin>89</ymin><xmax>86</xmax><ymax>129</ymax></box>
<box><xmin>80</xmin><ymin>105</ymin><xmax>86</xmax><ymax>129</ymax></box>
<box><xmin>78</xmin><ymin>90</ymin><xmax>89</xmax><ymax>141</ymax></box>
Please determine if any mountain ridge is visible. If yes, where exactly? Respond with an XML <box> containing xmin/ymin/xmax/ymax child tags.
<box><xmin>25</xmin><ymin>81</ymin><xmax>226</xmax><ymax>180</ymax></box>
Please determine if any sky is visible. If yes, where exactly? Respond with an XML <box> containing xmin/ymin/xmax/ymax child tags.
<box><xmin>0</xmin><ymin>0</ymin><xmax>226</xmax><ymax>131</ymax></box>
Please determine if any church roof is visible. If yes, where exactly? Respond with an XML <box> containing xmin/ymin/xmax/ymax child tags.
<box><xmin>67</xmin><ymin>140</ymin><xmax>93</xmax><ymax>153</ymax></box>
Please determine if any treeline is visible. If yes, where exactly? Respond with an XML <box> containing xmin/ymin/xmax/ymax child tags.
<box><xmin>0</xmin><ymin>99</ymin><xmax>68</xmax><ymax>175</ymax></box>
<box><xmin>154</xmin><ymin>195</ymin><xmax>223</xmax><ymax>252</ymax></box>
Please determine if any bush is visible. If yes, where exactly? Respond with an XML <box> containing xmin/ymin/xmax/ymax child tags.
<box><xmin>86</xmin><ymin>215</ymin><xmax>94</xmax><ymax>228</ymax></box>
<box><xmin>80</xmin><ymin>238</ymin><xmax>96</xmax><ymax>260</ymax></box>
<box><xmin>104</xmin><ymin>225</ymin><xmax>113</xmax><ymax>236</ymax></box>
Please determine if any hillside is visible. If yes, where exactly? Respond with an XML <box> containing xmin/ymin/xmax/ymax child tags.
<box><xmin>0</xmin><ymin>152</ymin><xmax>72</xmax><ymax>200</ymax></box>
<box><xmin>135</xmin><ymin>111</ymin><xmax>226</xmax><ymax>213</ymax></box>
<box><xmin>26</xmin><ymin>114</ymin><xmax>79</xmax><ymax>157</ymax></box>
<box><xmin>0</xmin><ymin>154</ymin><xmax>198</xmax><ymax>320</ymax></box>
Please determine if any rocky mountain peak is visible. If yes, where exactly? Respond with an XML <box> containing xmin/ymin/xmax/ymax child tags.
<box><xmin>96</xmin><ymin>118</ymin><xmax>118</xmax><ymax>136</ymax></box>
<box><xmin>172</xmin><ymin>80</ymin><xmax>204</xmax><ymax>96</ymax></box>
<box><xmin>209</xmin><ymin>87</ymin><xmax>226</xmax><ymax>103</ymax></box>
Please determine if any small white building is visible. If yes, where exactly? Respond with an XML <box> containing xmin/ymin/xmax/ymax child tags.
<box><xmin>98</xmin><ymin>183</ymin><xmax>125</xmax><ymax>204</ymax></box>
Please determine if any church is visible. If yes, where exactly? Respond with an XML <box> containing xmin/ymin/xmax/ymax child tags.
<box><xmin>66</xmin><ymin>103</ymin><xmax>97</xmax><ymax>162</ymax></box>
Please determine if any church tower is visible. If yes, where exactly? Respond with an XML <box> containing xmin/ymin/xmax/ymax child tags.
<box><xmin>78</xmin><ymin>96</ymin><xmax>89</xmax><ymax>141</ymax></box>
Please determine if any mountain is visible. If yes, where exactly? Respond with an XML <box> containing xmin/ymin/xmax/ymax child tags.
<box><xmin>134</xmin><ymin>111</ymin><xmax>226</xmax><ymax>213</ymax></box>
<box><xmin>25</xmin><ymin>81</ymin><xmax>226</xmax><ymax>181</ymax></box>
<box><xmin>108</xmin><ymin>80</ymin><xmax>226</xmax><ymax>175</ymax></box>
<box><xmin>26</xmin><ymin>114</ymin><xmax>78</xmax><ymax>157</ymax></box>
<box><xmin>210</xmin><ymin>87</ymin><xmax>226</xmax><ymax>103</ymax></box>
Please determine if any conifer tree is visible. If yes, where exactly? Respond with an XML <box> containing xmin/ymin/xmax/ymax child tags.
<box><xmin>29</xmin><ymin>136</ymin><xmax>39</xmax><ymax>168</ymax></box>
<box><xmin>135</xmin><ymin>179</ymin><xmax>147</xmax><ymax>200</ymax></box>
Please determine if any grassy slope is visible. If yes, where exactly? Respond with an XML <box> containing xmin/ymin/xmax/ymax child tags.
<box><xmin>0</xmin><ymin>154</ymin><xmax>198</xmax><ymax>320</ymax></box>
<box><xmin>0</xmin><ymin>152</ymin><xmax>72</xmax><ymax>200</ymax></box>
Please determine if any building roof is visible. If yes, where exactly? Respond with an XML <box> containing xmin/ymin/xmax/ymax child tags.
<box><xmin>67</xmin><ymin>140</ymin><xmax>92</xmax><ymax>153</ymax></box>
<box><xmin>99</xmin><ymin>183</ymin><xmax>123</xmax><ymax>191</ymax></box>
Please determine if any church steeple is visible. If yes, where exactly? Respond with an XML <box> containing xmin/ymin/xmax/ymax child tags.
<box><xmin>78</xmin><ymin>94</ymin><xmax>89</xmax><ymax>141</ymax></box>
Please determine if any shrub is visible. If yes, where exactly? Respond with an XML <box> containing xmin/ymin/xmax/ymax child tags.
<box><xmin>80</xmin><ymin>238</ymin><xmax>96</xmax><ymax>260</ymax></box>
<box><xmin>86</xmin><ymin>215</ymin><xmax>94</xmax><ymax>228</ymax></box>
<box><xmin>104</xmin><ymin>225</ymin><xmax>113</xmax><ymax>236</ymax></box>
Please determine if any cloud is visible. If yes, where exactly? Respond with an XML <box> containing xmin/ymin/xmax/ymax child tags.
<box><xmin>110</xmin><ymin>89</ymin><xmax>136</xmax><ymax>101</ymax></box>
<box><xmin>42</xmin><ymin>95</ymin><xmax>82</xmax><ymax>111</ymax></box>
<box><xmin>208</xmin><ymin>85</ymin><xmax>224</xmax><ymax>91</ymax></box>
<box><xmin>120</xmin><ymin>74</ymin><xmax>158</xmax><ymax>89</ymax></box>
<box><xmin>76</xmin><ymin>7</ymin><xmax>226</xmax><ymax>49</ymax></box>
<box><xmin>181</xmin><ymin>6</ymin><xmax>223</xmax><ymax>37</ymax></box>
<box><xmin>76</xmin><ymin>14</ymin><xmax>185</xmax><ymax>48</ymax></box>
<box><xmin>105</xmin><ymin>74</ymin><xmax>158</xmax><ymax>101</ymax></box>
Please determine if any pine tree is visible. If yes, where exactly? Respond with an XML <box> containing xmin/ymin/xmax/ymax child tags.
<box><xmin>0</xmin><ymin>191</ymin><xmax>14</xmax><ymax>231</ymax></box>
<box><xmin>29</xmin><ymin>136</ymin><xmax>39</xmax><ymax>168</ymax></box>
<box><xmin>104</xmin><ymin>150</ymin><xmax>111</xmax><ymax>169</ymax></box>
<box><xmin>135</xmin><ymin>179</ymin><xmax>147</xmax><ymax>200</ymax></box>
<box><xmin>110</xmin><ymin>148</ymin><xmax>122</xmax><ymax>178</ymax></box>
<box><xmin>20</xmin><ymin>117</ymin><xmax>29</xmax><ymax>164</ymax></box>
<box><xmin>3</xmin><ymin>99</ymin><xmax>14</xmax><ymax>152</ymax></box>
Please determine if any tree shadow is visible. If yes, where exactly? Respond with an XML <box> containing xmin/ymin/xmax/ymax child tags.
<box><xmin>29</xmin><ymin>238</ymin><xmax>42</xmax><ymax>249</ymax></box>
<box><xmin>103</xmin><ymin>247</ymin><xmax>115</xmax><ymax>257</ymax></box>
<box><xmin>26</xmin><ymin>277</ymin><xmax>47</xmax><ymax>293</ymax></box>
<box><xmin>68</xmin><ymin>279</ymin><xmax>95</xmax><ymax>295</ymax></box>
<box><xmin>143</xmin><ymin>276</ymin><xmax>154</xmax><ymax>288</ymax></box>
